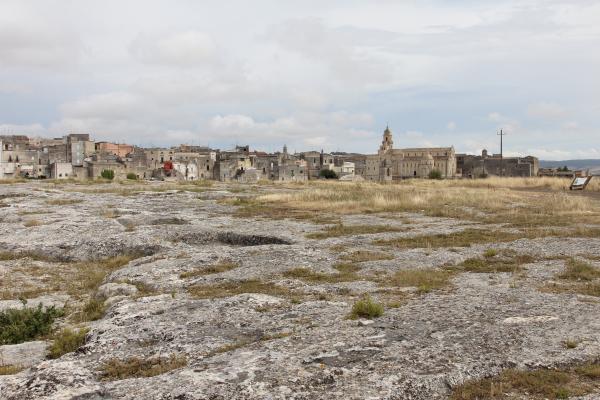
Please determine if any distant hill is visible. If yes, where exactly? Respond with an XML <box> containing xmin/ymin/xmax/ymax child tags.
<box><xmin>540</xmin><ymin>159</ymin><xmax>600</xmax><ymax>174</ymax></box>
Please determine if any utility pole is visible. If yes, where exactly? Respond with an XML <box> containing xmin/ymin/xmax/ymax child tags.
<box><xmin>497</xmin><ymin>129</ymin><xmax>507</xmax><ymax>176</ymax></box>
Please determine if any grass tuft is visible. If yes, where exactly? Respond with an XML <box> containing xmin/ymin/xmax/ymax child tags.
<box><xmin>179</xmin><ymin>261</ymin><xmax>240</xmax><ymax>279</ymax></box>
<box><xmin>99</xmin><ymin>354</ymin><xmax>187</xmax><ymax>381</ymax></box>
<box><xmin>349</xmin><ymin>295</ymin><xmax>384</xmax><ymax>319</ymax></box>
<box><xmin>384</xmin><ymin>268</ymin><xmax>454</xmax><ymax>293</ymax></box>
<box><xmin>47</xmin><ymin>327</ymin><xmax>89</xmax><ymax>359</ymax></box>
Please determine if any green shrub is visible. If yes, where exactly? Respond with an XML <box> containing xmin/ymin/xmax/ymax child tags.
<box><xmin>48</xmin><ymin>327</ymin><xmax>89</xmax><ymax>359</ymax></box>
<box><xmin>126</xmin><ymin>173</ymin><xmax>137</xmax><ymax>180</ymax></box>
<box><xmin>319</xmin><ymin>169</ymin><xmax>338</xmax><ymax>179</ymax></box>
<box><xmin>428</xmin><ymin>170</ymin><xmax>442</xmax><ymax>180</ymax></box>
<box><xmin>0</xmin><ymin>303</ymin><xmax>63</xmax><ymax>345</ymax></box>
<box><xmin>100</xmin><ymin>170</ymin><xmax>115</xmax><ymax>180</ymax></box>
<box><xmin>349</xmin><ymin>295</ymin><xmax>384</xmax><ymax>319</ymax></box>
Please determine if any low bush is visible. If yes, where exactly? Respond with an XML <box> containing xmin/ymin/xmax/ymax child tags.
<box><xmin>47</xmin><ymin>327</ymin><xmax>89</xmax><ymax>359</ymax></box>
<box><xmin>428</xmin><ymin>170</ymin><xmax>442</xmax><ymax>180</ymax></box>
<box><xmin>0</xmin><ymin>303</ymin><xmax>63</xmax><ymax>345</ymax></box>
<box><xmin>100</xmin><ymin>169</ymin><xmax>115</xmax><ymax>180</ymax></box>
<box><xmin>126</xmin><ymin>173</ymin><xmax>137</xmax><ymax>180</ymax></box>
<box><xmin>319</xmin><ymin>169</ymin><xmax>338</xmax><ymax>179</ymax></box>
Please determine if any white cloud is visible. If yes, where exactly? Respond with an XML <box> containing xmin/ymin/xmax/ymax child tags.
<box><xmin>129</xmin><ymin>31</ymin><xmax>218</xmax><ymax>67</ymax></box>
<box><xmin>527</xmin><ymin>102</ymin><xmax>567</xmax><ymax>119</ymax></box>
<box><xmin>0</xmin><ymin>1</ymin><xmax>599</xmax><ymax>157</ymax></box>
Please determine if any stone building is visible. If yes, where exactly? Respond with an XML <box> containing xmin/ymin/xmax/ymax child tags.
<box><xmin>299</xmin><ymin>150</ymin><xmax>334</xmax><ymax>179</ymax></box>
<box><xmin>456</xmin><ymin>150</ymin><xmax>539</xmax><ymax>178</ymax></box>
<box><xmin>364</xmin><ymin>126</ymin><xmax>456</xmax><ymax>181</ymax></box>
<box><xmin>96</xmin><ymin>142</ymin><xmax>134</xmax><ymax>158</ymax></box>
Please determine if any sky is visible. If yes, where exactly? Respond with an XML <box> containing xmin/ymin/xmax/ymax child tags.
<box><xmin>0</xmin><ymin>0</ymin><xmax>599</xmax><ymax>160</ymax></box>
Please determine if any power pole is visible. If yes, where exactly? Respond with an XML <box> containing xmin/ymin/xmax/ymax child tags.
<box><xmin>497</xmin><ymin>129</ymin><xmax>507</xmax><ymax>176</ymax></box>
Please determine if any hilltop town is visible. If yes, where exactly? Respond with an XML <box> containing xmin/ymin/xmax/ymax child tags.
<box><xmin>0</xmin><ymin>127</ymin><xmax>543</xmax><ymax>183</ymax></box>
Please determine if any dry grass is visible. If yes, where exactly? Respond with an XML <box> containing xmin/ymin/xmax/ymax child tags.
<box><xmin>543</xmin><ymin>258</ymin><xmax>600</xmax><ymax>298</ymax></box>
<box><xmin>47</xmin><ymin>327</ymin><xmax>89</xmax><ymax>359</ymax></box>
<box><xmin>188</xmin><ymin>279</ymin><xmax>295</xmax><ymax>299</ymax></box>
<box><xmin>0</xmin><ymin>364</ymin><xmax>25</xmax><ymax>375</ymax></box>
<box><xmin>282</xmin><ymin>264</ymin><xmax>364</xmax><ymax>284</ymax></box>
<box><xmin>222</xmin><ymin>196</ymin><xmax>340</xmax><ymax>225</ymax></box>
<box><xmin>101</xmin><ymin>209</ymin><xmax>121</xmax><ymax>218</ymax></box>
<box><xmin>375</xmin><ymin>226</ymin><xmax>600</xmax><ymax>249</ymax></box>
<box><xmin>451</xmin><ymin>362</ymin><xmax>600</xmax><ymax>399</ymax></box>
<box><xmin>384</xmin><ymin>268</ymin><xmax>455</xmax><ymax>293</ymax></box>
<box><xmin>179</xmin><ymin>261</ymin><xmax>240</xmax><ymax>279</ymax></box>
<box><xmin>23</xmin><ymin>219</ymin><xmax>43</xmax><ymax>227</ymax></box>
<box><xmin>374</xmin><ymin>229</ymin><xmax>523</xmax><ymax>249</ymax></box>
<box><xmin>453</xmin><ymin>254</ymin><xmax>535</xmax><ymax>274</ymax></box>
<box><xmin>306</xmin><ymin>224</ymin><xmax>407</xmax><ymax>239</ymax></box>
<box><xmin>242</xmin><ymin>180</ymin><xmax>600</xmax><ymax>228</ymax></box>
<box><xmin>558</xmin><ymin>258</ymin><xmax>600</xmax><ymax>281</ymax></box>
<box><xmin>46</xmin><ymin>198</ymin><xmax>83</xmax><ymax>206</ymax></box>
<box><xmin>99</xmin><ymin>354</ymin><xmax>187</xmax><ymax>381</ymax></box>
<box><xmin>340</xmin><ymin>250</ymin><xmax>394</xmax><ymax>262</ymax></box>
<box><xmin>207</xmin><ymin>332</ymin><xmax>291</xmax><ymax>357</ymax></box>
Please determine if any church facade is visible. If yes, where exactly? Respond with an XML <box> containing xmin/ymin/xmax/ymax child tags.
<box><xmin>364</xmin><ymin>126</ymin><xmax>456</xmax><ymax>181</ymax></box>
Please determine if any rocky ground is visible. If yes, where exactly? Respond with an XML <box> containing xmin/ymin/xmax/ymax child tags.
<box><xmin>1</xmin><ymin>181</ymin><xmax>600</xmax><ymax>399</ymax></box>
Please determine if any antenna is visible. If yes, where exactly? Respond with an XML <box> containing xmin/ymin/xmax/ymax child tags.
<box><xmin>497</xmin><ymin>129</ymin><xmax>507</xmax><ymax>176</ymax></box>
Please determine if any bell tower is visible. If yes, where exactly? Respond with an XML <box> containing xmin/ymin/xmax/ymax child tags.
<box><xmin>379</xmin><ymin>125</ymin><xmax>393</xmax><ymax>155</ymax></box>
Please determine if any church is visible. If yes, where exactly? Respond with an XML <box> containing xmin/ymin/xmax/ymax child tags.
<box><xmin>364</xmin><ymin>126</ymin><xmax>456</xmax><ymax>181</ymax></box>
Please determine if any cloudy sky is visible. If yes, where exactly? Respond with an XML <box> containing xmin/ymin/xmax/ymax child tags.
<box><xmin>0</xmin><ymin>0</ymin><xmax>599</xmax><ymax>159</ymax></box>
